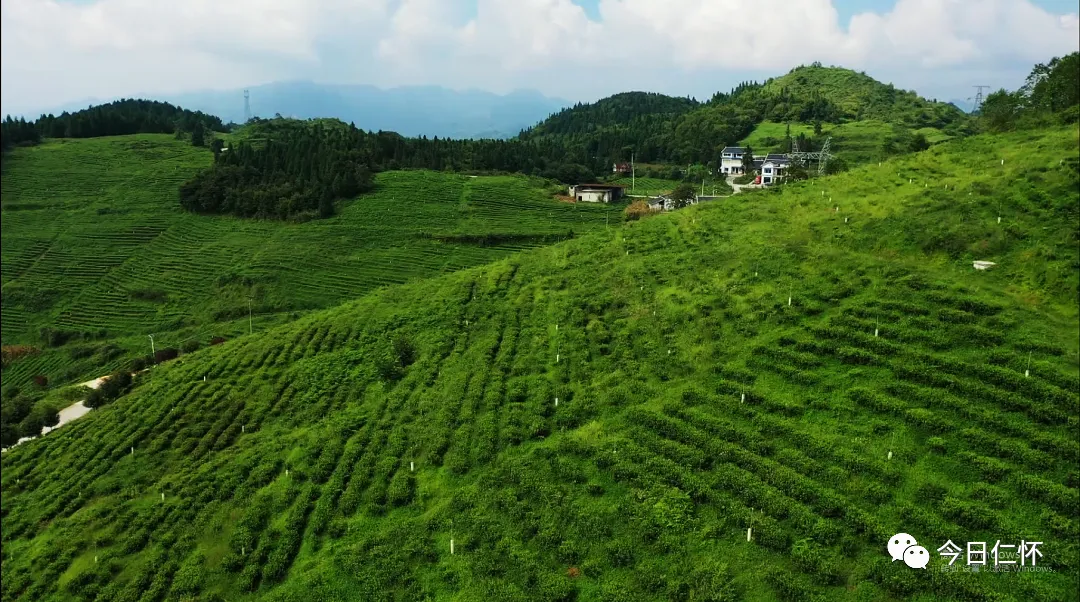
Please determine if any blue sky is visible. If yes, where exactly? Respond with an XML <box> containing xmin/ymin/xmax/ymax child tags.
<box><xmin>2</xmin><ymin>0</ymin><xmax>1078</xmax><ymax>115</ymax></box>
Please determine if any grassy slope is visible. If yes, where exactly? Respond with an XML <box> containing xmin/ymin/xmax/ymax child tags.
<box><xmin>740</xmin><ymin>120</ymin><xmax>952</xmax><ymax>166</ymax></box>
<box><xmin>606</xmin><ymin>177</ymin><xmax>733</xmax><ymax>197</ymax></box>
<box><xmin>0</xmin><ymin>135</ymin><xmax>622</xmax><ymax>391</ymax></box>
<box><xmin>761</xmin><ymin>66</ymin><xmax>964</xmax><ymax>126</ymax></box>
<box><xmin>1</xmin><ymin>127</ymin><xmax>1078</xmax><ymax>601</ymax></box>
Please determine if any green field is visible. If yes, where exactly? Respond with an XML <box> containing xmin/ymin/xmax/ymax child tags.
<box><xmin>0</xmin><ymin>135</ymin><xmax>623</xmax><ymax>391</ymax></box>
<box><xmin>739</xmin><ymin>120</ymin><xmax>952</xmax><ymax>166</ymax></box>
<box><xmin>608</xmin><ymin>177</ymin><xmax>733</xmax><ymax>197</ymax></box>
<box><xmin>2</xmin><ymin>126</ymin><xmax>1077</xmax><ymax>600</ymax></box>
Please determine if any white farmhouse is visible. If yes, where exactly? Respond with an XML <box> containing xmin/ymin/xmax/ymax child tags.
<box><xmin>719</xmin><ymin>146</ymin><xmax>749</xmax><ymax>175</ymax></box>
<box><xmin>568</xmin><ymin>184</ymin><xmax>626</xmax><ymax>203</ymax></box>
<box><xmin>760</xmin><ymin>154</ymin><xmax>792</xmax><ymax>186</ymax></box>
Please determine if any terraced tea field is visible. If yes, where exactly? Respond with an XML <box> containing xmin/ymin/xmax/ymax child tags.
<box><xmin>1</xmin><ymin>136</ymin><xmax>623</xmax><ymax>391</ymax></box>
<box><xmin>1</xmin><ymin>125</ymin><xmax>1076</xmax><ymax>601</ymax></box>
<box><xmin>739</xmin><ymin>120</ymin><xmax>952</xmax><ymax>165</ymax></box>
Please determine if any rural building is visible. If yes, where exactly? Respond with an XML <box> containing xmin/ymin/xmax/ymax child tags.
<box><xmin>720</xmin><ymin>147</ymin><xmax>748</xmax><ymax>175</ymax></box>
<box><xmin>568</xmin><ymin>184</ymin><xmax>626</xmax><ymax>203</ymax></box>
<box><xmin>612</xmin><ymin>162</ymin><xmax>632</xmax><ymax>174</ymax></box>
<box><xmin>648</xmin><ymin>196</ymin><xmax>669</xmax><ymax>211</ymax></box>
<box><xmin>761</xmin><ymin>154</ymin><xmax>792</xmax><ymax>186</ymax></box>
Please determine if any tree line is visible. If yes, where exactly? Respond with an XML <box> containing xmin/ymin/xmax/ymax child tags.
<box><xmin>1</xmin><ymin>99</ymin><xmax>225</xmax><ymax>152</ymax></box>
<box><xmin>980</xmin><ymin>52</ymin><xmax>1080</xmax><ymax>132</ymax></box>
<box><xmin>178</xmin><ymin>117</ymin><xmax>626</xmax><ymax>219</ymax></box>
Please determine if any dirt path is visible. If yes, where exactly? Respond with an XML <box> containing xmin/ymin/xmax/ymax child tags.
<box><xmin>1</xmin><ymin>374</ymin><xmax>110</xmax><ymax>452</ymax></box>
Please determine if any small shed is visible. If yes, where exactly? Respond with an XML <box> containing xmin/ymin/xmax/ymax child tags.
<box><xmin>568</xmin><ymin>184</ymin><xmax>626</xmax><ymax>203</ymax></box>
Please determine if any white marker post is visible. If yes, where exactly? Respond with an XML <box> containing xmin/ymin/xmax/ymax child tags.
<box><xmin>874</xmin><ymin>328</ymin><xmax>879</xmax><ymax>338</ymax></box>
<box><xmin>410</xmin><ymin>461</ymin><xmax>415</xmax><ymax>472</ymax></box>
<box><xmin>554</xmin><ymin>397</ymin><xmax>559</xmax><ymax>407</ymax></box>
<box><xmin>887</xmin><ymin>451</ymin><xmax>893</xmax><ymax>461</ymax></box>
<box><xmin>740</xmin><ymin>393</ymin><xmax>745</xmax><ymax>404</ymax></box>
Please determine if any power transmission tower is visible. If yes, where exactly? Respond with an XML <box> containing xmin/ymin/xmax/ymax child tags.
<box><xmin>972</xmin><ymin>86</ymin><xmax>989</xmax><ymax>112</ymax></box>
<box><xmin>788</xmin><ymin>136</ymin><xmax>834</xmax><ymax>175</ymax></box>
<box><xmin>243</xmin><ymin>89</ymin><xmax>251</xmax><ymax>123</ymax></box>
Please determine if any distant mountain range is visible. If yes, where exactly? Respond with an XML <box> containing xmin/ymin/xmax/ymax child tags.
<box><xmin>947</xmin><ymin>99</ymin><xmax>976</xmax><ymax>113</ymax></box>
<box><xmin>18</xmin><ymin>82</ymin><xmax>571</xmax><ymax>140</ymax></box>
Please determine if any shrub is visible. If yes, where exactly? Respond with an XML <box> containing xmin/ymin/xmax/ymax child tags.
<box><xmin>180</xmin><ymin>340</ymin><xmax>200</xmax><ymax>354</ymax></box>
<box><xmin>154</xmin><ymin>348</ymin><xmax>179</xmax><ymax>363</ymax></box>
<box><xmin>210</xmin><ymin>336</ymin><xmax>227</xmax><ymax>345</ymax></box>
<box><xmin>624</xmin><ymin>200</ymin><xmax>658</xmax><ymax>221</ymax></box>
<box><xmin>31</xmin><ymin>375</ymin><xmax>48</xmax><ymax>388</ymax></box>
<box><xmin>1</xmin><ymin>346</ymin><xmax>39</xmax><ymax>368</ymax></box>
<box><xmin>392</xmin><ymin>336</ymin><xmax>417</xmax><ymax>368</ymax></box>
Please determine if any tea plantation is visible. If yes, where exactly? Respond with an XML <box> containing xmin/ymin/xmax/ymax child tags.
<box><xmin>0</xmin><ymin>135</ymin><xmax>623</xmax><ymax>392</ymax></box>
<box><xmin>1</xmin><ymin>126</ymin><xmax>1077</xmax><ymax>601</ymax></box>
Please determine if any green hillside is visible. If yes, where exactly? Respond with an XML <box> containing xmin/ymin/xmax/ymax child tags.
<box><xmin>761</xmin><ymin>65</ymin><xmax>967</xmax><ymax>129</ymax></box>
<box><xmin>739</xmin><ymin>120</ymin><xmax>953</xmax><ymax>166</ymax></box>
<box><xmin>0</xmin><ymin>135</ymin><xmax>622</xmax><ymax>393</ymax></box>
<box><xmin>3</xmin><ymin>126</ymin><xmax>1077</xmax><ymax>601</ymax></box>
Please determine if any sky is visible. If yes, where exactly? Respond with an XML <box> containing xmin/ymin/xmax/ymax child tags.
<box><xmin>1</xmin><ymin>0</ymin><xmax>1078</xmax><ymax>116</ymax></box>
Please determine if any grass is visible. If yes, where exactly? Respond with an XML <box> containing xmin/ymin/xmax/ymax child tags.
<box><xmin>2</xmin><ymin>125</ymin><xmax>1077</xmax><ymax>600</ymax></box>
<box><xmin>608</xmin><ymin>177</ymin><xmax>733</xmax><ymax>197</ymax></box>
<box><xmin>740</xmin><ymin>120</ymin><xmax>952</xmax><ymax>166</ymax></box>
<box><xmin>0</xmin><ymin>135</ymin><xmax>623</xmax><ymax>392</ymax></box>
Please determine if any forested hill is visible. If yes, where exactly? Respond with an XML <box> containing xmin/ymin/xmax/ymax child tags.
<box><xmin>521</xmin><ymin>92</ymin><xmax>699</xmax><ymax>137</ymax></box>
<box><xmin>761</xmin><ymin>64</ymin><xmax>968</xmax><ymax>127</ymax></box>
<box><xmin>517</xmin><ymin>66</ymin><xmax>973</xmax><ymax>164</ymax></box>
<box><xmin>0</xmin><ymin>99</ymin><xmax>225</xmax><ymax>151</ymax></box>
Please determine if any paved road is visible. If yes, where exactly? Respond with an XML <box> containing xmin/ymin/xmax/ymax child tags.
<box><xmin>727</xmin><ymin>176</ymin><xmax>760</xmax><ymax>195</ymax></box>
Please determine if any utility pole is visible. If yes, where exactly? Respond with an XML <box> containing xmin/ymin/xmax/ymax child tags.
<box><xmin>243</xmin><ymin>89</ymin><xmax>251</xmax><ymax>123</ymax></box>
<box><xmin>247</xmin><ymin>297</ymin><xmax>253</xmax><ymax>335</ymax></box>
<box><xmin>631</xmin><ymin>152</ymin><xmax>635</xmax><ymax>193</ymax></box>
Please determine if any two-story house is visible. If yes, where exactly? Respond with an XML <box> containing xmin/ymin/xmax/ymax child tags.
<box><xmin>760</xmin><ymin>154</ymin><xmax>792</xmax><ymax>186</ymax></box>
<box><xmin>719</xmin><ymin>147</ymin><xmax>748</xmax><ymax>175</ymax></box>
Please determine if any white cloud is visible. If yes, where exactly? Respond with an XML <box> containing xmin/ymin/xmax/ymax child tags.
<box><xmin>1</xmin><ymin>0</ymin><xmax>1078</xmax><ymax>114</ymax></box>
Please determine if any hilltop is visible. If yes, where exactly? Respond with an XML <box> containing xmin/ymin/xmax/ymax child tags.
<box><xmin>761</xmin><ymin>64</ymin><xmax>967</xmax><ymax>128</ymax></box>
<box><xmin>515</xmin><ymin>65</ymin><xmax>973</xmax><ymax>172</ymax></box>
<box><xmin>2</xmin><ymin>125</ymin><xmax>1077</xmax><ymax>601</ymax></box>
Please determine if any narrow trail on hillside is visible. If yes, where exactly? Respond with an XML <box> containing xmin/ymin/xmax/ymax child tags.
<box><xmin>1</xmin><ymin>375</ymin><xmax>108</xmax><ymax>453</ymax></box>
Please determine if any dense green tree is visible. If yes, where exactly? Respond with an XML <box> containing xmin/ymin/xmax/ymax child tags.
<box><xmin>669</xmin><ymin>183</ymin><xmax>697</xmax><ymax>209</ymax></box>
<box><xmin>908</xmin><ymin>133</ymin><xmax>930</xmax><ymax>152</ymax></box>
<box><xmin>191</xmin><ymin>122</ymin><xmax>205</xmax><ymax>147</ymax></box>
<box><xmin>981</xmin><ymin>90</ymin><xmax>1024</xmax><ymax>132</ymax></box>
<box><xmin>742</xmin><ymin>146</ymin><xmax>755</xmax><ymax>174</ymax></box>
<box><xmin>1021</xmin><ymin>52</ymin><xmax>1080</xmax><ymax>113</ymax></box>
